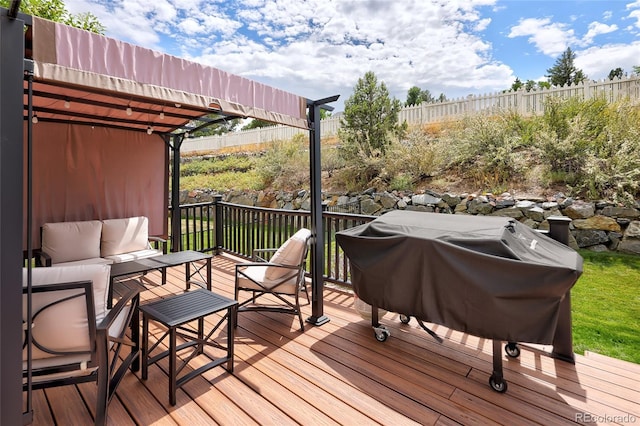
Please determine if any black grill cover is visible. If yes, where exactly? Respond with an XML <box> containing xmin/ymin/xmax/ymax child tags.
<box><xmin>336</xmin><ymin>211</ymin><xmax>583</xmax><ymax>344</ymax></box>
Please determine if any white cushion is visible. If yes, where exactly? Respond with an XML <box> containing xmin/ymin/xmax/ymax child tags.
<box><xmin>104</xmin><ymin>248</ymin><xmax>163</xmax><ymax>263</ymax></box>
<box><xmin>264</xmin><ymin>229</ymin><xmax>311</xmax><ymax>281</ymax></box>
<box><xmin>237</xmin><ymin>265</ymin><xmax>298</xmax><ymax>294</ymax></box>
<box><xmin>54</xmin><ymin>257</ymin><xmax>113</xmax><ymax>267</ymax></box>
<box><xmin>22</xmin><ymin>264</ymin><xmax>111</xmax><ymax>364</ymax></box>
<box><xmin>41</xmin><ymin>220</ymin><xmax>102</xmax><ymax>264</ymax></box>
<box><xmin>101</xmin><ymin>216</ymin><xmax>150</xmax><ymax>257</ymax></box>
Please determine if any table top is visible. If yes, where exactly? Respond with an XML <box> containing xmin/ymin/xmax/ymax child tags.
<box><xmin>155</xmin><ymin>250</ymin><xmax>213</xmax><ymax>264</ymax></box>
<box><xmin>110</xmin><ymin>250</ymin><xmax>213</xmax><ymax>278</ymax></box>
<box><xmin>139</xmin><ymin>289</ymin><xmax>237</xmax><ymax>327</ymax></box>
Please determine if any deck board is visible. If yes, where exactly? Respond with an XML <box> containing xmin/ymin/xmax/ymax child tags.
<box><xmin>25</xmin><ymin>254</ymin><xmax>640</xmax><ymax>425</ymax></box>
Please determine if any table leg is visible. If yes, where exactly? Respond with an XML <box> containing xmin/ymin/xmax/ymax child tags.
<box><xmin>131</xmin><ymin>295</ymin><xmax>140</xmax><ymax>372</ymax></box>
<box><xmin>141</xmin><ymin>314</ymin><xmax>149</xmax><ymax>380</ymax></box>
<box><xmin>227</xmin><ymin>305</ymin><xmax>235</xmax><ymax>372</ymax></box>
<box><xmin>169</xmin><ymin>327</ymin><xmax>177</xmax><ymax>405</ymax></box>
<box><xmin>185</xmin><ymin>262</ymin><xmax>191</xmax><ymax>290</ymax></box>
<box><xmin>197</xmin><ymin>317</ymin><xmax>204</xmax><ymax>355</ymax></box>
<box><xmin>206</xmin><ymin>257</ymin><xmax>212</xmax><ymax>291</ymax></box>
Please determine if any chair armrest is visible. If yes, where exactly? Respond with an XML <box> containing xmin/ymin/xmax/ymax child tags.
<box><xmin>149</xmin><ymin>236</ymin><xmax>168</xmax><ymax>254</ymax></box>
<box><xmin>252</xmin><ymin>248</ymin><xmax>278</xmax><ymax>262</ymax></box>
<box><xmin>98</xmin><ymin>286</ymin><xmax>140</xmax><ymax>332</ymax></box>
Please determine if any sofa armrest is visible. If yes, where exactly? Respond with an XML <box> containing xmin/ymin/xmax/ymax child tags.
<box><xmin>23</xmin><ymin>249</ymin><xmax>52</xmax><ymax>267</ymax></box>
<box><xmin>148</xmin><ymin>236</ymin><xmax>167</xmax><ymax>254</ymax></box>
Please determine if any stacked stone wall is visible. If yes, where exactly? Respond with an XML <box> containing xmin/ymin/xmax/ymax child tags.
<box><xmin>180</xmin><ymin>188</ymin><xmax>640</xmax><ymax>254</ymax></box>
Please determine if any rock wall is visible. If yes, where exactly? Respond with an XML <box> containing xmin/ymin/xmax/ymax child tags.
<box><xmin>180</xmin><ymin>188</ymin><xmax>640</xmax><ymax>255</ymax></box>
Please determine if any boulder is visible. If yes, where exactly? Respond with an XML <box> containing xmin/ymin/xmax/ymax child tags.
<box><xmin>572</xmin><ymin>215</ymin><xmax>621</xmax><ymax>232</ymax></box>
<box><xmin>573</xmin><ymin>229</ymin><xmax>609</xmax><ymax>248</ymax></box>
<box><xmin>563</xmin><ymin>202</ymin><xmax>595</xmax><ymax>219</ymax></box>
<box><xmin>601</xmin><ymin>206</ymin><xmax>640</xmax><ymax>219</ymax></box>
<box><xmin>411</xmin><ymin>193</ymin><xmax>442</xmax><ymax>206</ymax></box>
<box><xmin>524</xmin><ymin>206</ymin><xmax>545</xmax><ymax>222</ymax></box>
<box><xmin>360</xmin><ymin>198</ymin><xmax>382</xmax><ymax>215</ymax></box>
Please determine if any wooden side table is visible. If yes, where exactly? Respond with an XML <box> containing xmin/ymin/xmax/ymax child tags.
<box><xmin>139</xmin><ymin>289</ymin><xmax>237</xmax><ymax>405</ymax></box>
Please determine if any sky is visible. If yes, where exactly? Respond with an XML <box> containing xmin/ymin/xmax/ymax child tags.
<box><xmin>65</xmin><ymin>0</ymin><xmax>640</xmax><ymax>113</ymax></box>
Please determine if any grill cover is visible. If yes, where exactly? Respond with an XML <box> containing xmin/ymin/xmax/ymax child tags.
<box><xmin>336</xmin><ymin>211</ymin><xmax>583</xmax><ymax>344</ymax></box>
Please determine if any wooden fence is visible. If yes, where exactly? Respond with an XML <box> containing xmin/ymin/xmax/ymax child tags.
<box><xmin>181</xmin><ymin>75</ymin><xmax>640</xmax><ymax>153</ymax></box>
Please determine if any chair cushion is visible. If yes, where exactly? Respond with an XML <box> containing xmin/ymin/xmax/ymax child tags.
<box><xmin>54</xmin><ymin>257</ymin><xmax>113</xmax><ymax>267</ymax></box>
<box><xmin>237</xmin><ymin>265</ymin><xmax>298</xmax><ymax>293</ymax></box>
<box><xmin>264</xmin><ymin>228</ymin><xmax>311</xmax><ymax>281</ymax></box>
<box><xmin>22</xmin><ymin>264</ymin><xmax>111</xmax><ymax>363</ymax></box>
<box><xmin>41</xmin><ymin>220</ymin><xmax>102</xmax><ymax>264</ymax></box>
<box><xmin>104</xmin><ymin>248</ymin><xmax>163</xmax><ymax>263</ymax></box>
<box><xmin>101</xmin><ymin>216</ymin><xmax>149</xmax><ymax>257</ymax></box>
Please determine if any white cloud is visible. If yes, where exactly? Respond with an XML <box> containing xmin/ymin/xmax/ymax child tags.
<box><xmin>629</xmin><ymin>9</ymin><xmax>640</xmax><ymax>28</ymax></box>
<box><xmin>626</xmin><ymin>0</ymin><xmax>640</xmax><ymax>9</ymax></box>
<box><xmin>508</xmin><ymin>17</ymin><xmax>578</xmax><ymax>56</ymax></box>
<box><xmin>187</xmin><ymin>0</ymin><xmax>512</xmax><ymax>107</ymax></box>
<box><xmin>575</xmin><ymin>41</ymin><xmax>640</xmax><ymax>79</ymax></box>
<box><xmin>582</xmin><ymin>21</ymin><xmax>618</xmax><ymax>45</ymax></box>
<box><xmin>177</xmin><ymin>18</ymin><xmax>202</xmax><ymax>36</ymax></box>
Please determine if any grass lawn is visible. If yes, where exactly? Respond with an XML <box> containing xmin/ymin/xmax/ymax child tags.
<box><xmin>572</xmin><ymin>250</ymin><xmax>640</xmax><ymax>364</ymax></box>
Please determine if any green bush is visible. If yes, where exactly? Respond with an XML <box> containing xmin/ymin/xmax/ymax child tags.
<box><xmin>438</xmin><ymin>114</ymin><xmax>529</xmax><ymax>189</ymax></box>
<box><xmin>255</xmin><ymin>134</ymin><xmax>310</xmax><ymax>190</ymax></box>
<box><xmin>536</xmin><ymin>98</ymin><xmax>640</xmax><ymax>202</ymax></box>
<box><xmin>181</xmin><ymin>156</ymin><xmax>254</xmax><ymax>176</ymax></box>
<box><xmin>180</xmin><ymin>170</ymin><xmax>263</xmax><ymax>191</ymax></box>
<box><xmin>383</xmin><ymin>128</ymin><xmax>439</xmax><ymax>184</ymax></box>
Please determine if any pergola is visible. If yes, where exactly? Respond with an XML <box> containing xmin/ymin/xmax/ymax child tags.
<box><xmin>0</xmin><ymin>8</ymin><xmax>337</xmax><ymax>424</ymax></box>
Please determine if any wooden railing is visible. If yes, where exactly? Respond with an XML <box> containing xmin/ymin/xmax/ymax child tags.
<box><xmin>171</xmin><ymin>200</ymin><xmax>374</xmax><ymax>286</ymax></box>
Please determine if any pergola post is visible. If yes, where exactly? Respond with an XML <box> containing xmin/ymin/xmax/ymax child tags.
<box><xmin>0</xmin><ymin>7</ymin><xmax>28</xmax><ymax>425</ymax></box>
<box><xmin>305</xmin><ymin>95</ymin><xmax>339</xmax><ymax>326</ymax></box>
<box><xmin>169</xmin><ymin>134</ymin><xmax>184</xmax><ymax>252</ymax></box>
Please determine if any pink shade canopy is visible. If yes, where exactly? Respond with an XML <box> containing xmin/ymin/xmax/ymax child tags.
<box><xmin>28</xmin><ymin>16</ymin><xmax>309</xmax><ymax>132</ymax></box>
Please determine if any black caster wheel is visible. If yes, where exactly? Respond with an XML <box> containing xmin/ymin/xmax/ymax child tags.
<box><xmin>489</xmin><ymin>375</ymin><xmax>508</xmax><ymax>393</ymax></box>
<box><xmin>374</xmin><ymin>327</ymin><xmax>390</xmax><ymax>342</ymax></box>
<box><xmin>505</xmin><ymin>342</ymin><xmax>520</xmax><ymax>358</ymax></box>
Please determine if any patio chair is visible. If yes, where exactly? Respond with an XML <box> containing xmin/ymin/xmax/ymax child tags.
<box><xmin>22</xmin><ymin>264</ymin><xmax>140</xmax><ymax>426</ymax></box>
<box><xmin>234</xmin><ymin>228</ymin><xmax>312</xmax><ymax>331</ymax></box>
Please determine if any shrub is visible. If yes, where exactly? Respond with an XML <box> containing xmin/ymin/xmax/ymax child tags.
<box><xmin>180</xmin><ymin>170</ymin><xmax>263</xmax><ymax>191</ymax></box>
<box><xmin>181</xmin><ymin>156</ymin><xmax>254</xmax><ymax>176</ymax></box>
<box><xmin>382</xmin><ymin>128</ymin><xmax>440</xmax><ymax>185</ymax></box>
<box><xmin>439</xmin><ymin>114</ymin><xmax>529</xmax><ymax>189</ymax></box>
<box><xmin>536</xmin><ymin>98</ymin><xmax>640</xmax><ymax>202</ymax></box>
<box><xmin>255</xmin><ymin>134</ymin><xmax>309</xmax><ymax>189</ymax></box>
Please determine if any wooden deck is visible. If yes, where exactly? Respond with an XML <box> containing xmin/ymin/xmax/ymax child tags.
<box><xmin>27</xmin><ymin>254</ymin><xmax>640</xmax><ymax>425</ymax></box>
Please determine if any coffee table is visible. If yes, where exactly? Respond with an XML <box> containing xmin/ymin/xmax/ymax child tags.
<box><xmin>139</xmin><ymin>289</ymin><xmax>237</xmax><ymax>405</ymax></box>
<box><xmin>108</xmin><ymin>250</ymin><xmax>213</xmax><ymax>306</ymax></box>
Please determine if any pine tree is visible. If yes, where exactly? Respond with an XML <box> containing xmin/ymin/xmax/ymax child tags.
<box><xmin>546</xmin><ymin>47</ymin><xmax>586</xmax><ymax>87</ymax></box>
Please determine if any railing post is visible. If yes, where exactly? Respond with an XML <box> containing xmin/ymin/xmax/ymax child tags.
<box><xmin>214</xmin><ymin>195</ymin><xmax>223</xmax><ymax>255</ymax></box>
<box><xmin>547</xmin><ymin>216</ymin><xmax>575</xmax><ymax>363</ymax></box>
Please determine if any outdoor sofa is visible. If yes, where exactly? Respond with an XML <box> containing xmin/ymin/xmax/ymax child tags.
<box><xmin>34</xmin><ymin>216</ymin><xmax>166</xmax><ymax>267</ymax></box>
